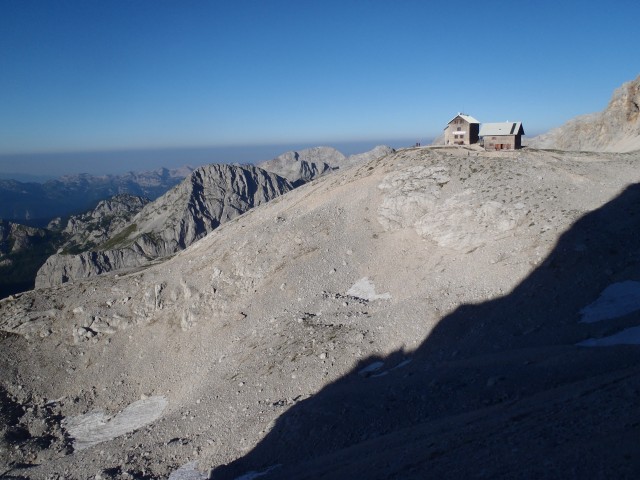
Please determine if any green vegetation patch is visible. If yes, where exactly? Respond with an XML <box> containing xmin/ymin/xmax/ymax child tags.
<box><xmin>99</xmin><ymin>223</ymin><xmax>138</xmax><ymax>250</ymax></box>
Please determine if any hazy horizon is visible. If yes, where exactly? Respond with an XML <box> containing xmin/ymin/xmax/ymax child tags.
<box><xmin>2</xmin><ymin>1</ymin><xmax>637</xmax><ymax>171</ymax></box>
<box><xmin>0</xmin><ymin>138</ymin><xmax>423</xmax><ymax>180</ymax></box>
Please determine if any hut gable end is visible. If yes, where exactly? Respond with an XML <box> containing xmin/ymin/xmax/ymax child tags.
<box><xmin>444</xmin><ymin>113</ymin><xmax>480</xmax><ymax>146</ymax></box>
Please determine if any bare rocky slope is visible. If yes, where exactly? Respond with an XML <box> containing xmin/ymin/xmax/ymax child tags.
<box><xmin>529</xmin><ymin>74</ymin><xmax>640</xmax><ymax>152</ymax></box>
<box><xmin>35</xmin><ymin>164</ymin><xmax>292</xmax><ymax>289</ymax></box>
<box><xmin>2</xmin><ymin>145</ymin><xmax>640</xmax><ymax>478</ymax></box>
<box><xmin>35</xmin><ymin>147</ymin><xmax>392</xmax><ymax>288</ymax></box>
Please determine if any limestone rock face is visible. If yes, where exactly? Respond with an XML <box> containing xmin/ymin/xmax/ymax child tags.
<box><xmin>529</xmin><ymin>75</ymin><xmax>640</xmax><ymax>152</ymax></box>
<box><xmin>378</xmin><ymin>163</ymin><xmax>529</xmax><ymax>252</ymax></box>
<box><xmin>60</xmin><ymin>194</ymin><xmax>150</xmax><ymax>253</ymax></box>
<box><xmin>258</xmin><ymin>145</ymin><xmax>394</xmax><ymax>186</ymax></box>
<box><xmin>35</xmin><ymin>164</ymin><xmax>292</xmax><ymax>287</ymax></box>
<box><xmin>0</xmin><ymin>221</ymin><xmax>48</xmax><ymax>256</ymax></box>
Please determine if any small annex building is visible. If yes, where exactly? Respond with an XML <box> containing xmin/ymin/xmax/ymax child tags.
<box><xmin>479</xmin><ymin>122</ymin><xmax>525</xmax><ymax>150</ymax></box>
<box><xmin>444</xmin><ymin>113</ymin><xmax>480</xmax><ymax>146</ymax></box>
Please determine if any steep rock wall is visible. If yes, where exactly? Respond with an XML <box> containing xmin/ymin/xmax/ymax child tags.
<box><xmin>35</xmin><ymin>164</ymin><xmax>292</xmax><ymax>287</ymax></box>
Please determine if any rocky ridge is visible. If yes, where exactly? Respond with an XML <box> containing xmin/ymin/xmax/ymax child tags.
<box><xmin>35</xmin><ymin>146</ymin><xmax>393</xmax><ymax>288</ymax></box>
<box><xmin>2</xmin><ymin>145</ymin><xmax>640</xmax><ymax>478</ymax></box>
<box><xmin>258</xmin><ymin>145</ymin><xmax>394</xmax><ymax>186</ymax></box>
<box><xmin>35</xmin><ymin>164</ymin><xmax>293</xmax><ymax>288</ymax></box>
<box><xmin>529</xmin><ymin>74</ymin><xmax>640</xmax><ymax>152</ymax></box>
<box><xmin>58</xmin><ymin>194</ymin><xmax>150</xmax><ymax>254</ymax></box>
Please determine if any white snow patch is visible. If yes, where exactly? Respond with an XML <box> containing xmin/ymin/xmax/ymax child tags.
<box><xmin>347</xmin><ymin>277</ymin><xmax>391</xmax><ymax>301</ymax></box>
<box><xmin>580</xmin><ymin>281</ymin><xmax>640</xmax><ymax>323</ymax></box>
<box><xmin>169</xmin><ymin>461</ymin><xmax>208</xmax><ymax>480</ymax></box>
<box><xmin>577</xmin><ymin>326</ymin><xmax>640</xmax><ymax>347</ymax></box>
<box><xmin>358</xmin><ymin>361</ymin><xmax>385</xmax><ymax>376</ymax></box>
<box><xmin>234</xmin><ymin>464</ymin><xmax>282</xmax><ymax>480</ymax></box>
<box><xmin>390</xmin><ymin>358</ymin><xmax>412</xmax><ymax>371</ymax></box>
<box><xmin>369</xmin><ymin>358</ymin><xmax>412</xmax><ymax>378</ymax></box>
<box><xmin>64</xmin><ymin>396</ymin><xmax>167</xmax><ymax>451</ymax></box>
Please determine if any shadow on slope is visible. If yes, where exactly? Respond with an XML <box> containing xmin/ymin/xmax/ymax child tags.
<box><xmin>213</xmin><ymin>184</ymin><xmax>640</xmax><ymax>479</ymax></box>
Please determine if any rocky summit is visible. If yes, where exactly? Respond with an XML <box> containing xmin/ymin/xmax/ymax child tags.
<box><xmin>58</xmin><ymin>194</ymin><xmax>151</xmax><ymax>254</ymax></box>
<box><xmin>529</xmin><ymin>74</ymin><xmax>640</xmax><ymax>152</ymax></box>
<box><xmin>35</xmin><ymin>164</ymin><xmax>293</xmax><ymax>288</ymax></box>
<box><xmin>2</xmin><ymin>142</ymin><xmax>640</xmax><ymax>478</ymax></box>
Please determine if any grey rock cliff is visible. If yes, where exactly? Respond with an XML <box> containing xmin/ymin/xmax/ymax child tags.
<box><xmin>59</xmin><ymin>194</ymin><xmax>150</xmax><ymax>253</ymax></box>
<box><xmin>529</xmin><ymin>74</ymin><xmax>640</xmax><ymax>152</ymax></box>
<box><xmin>35</xmin><ymin>164</ymin><xmax>292</xmax><ymax>288</ymax></box>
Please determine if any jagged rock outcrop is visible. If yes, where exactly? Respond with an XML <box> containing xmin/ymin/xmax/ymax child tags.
<box><xmin>529</xmin><ymin>74</ymin><xmax>640</xmax><ymax>152</ymax></box>
<box><xmin>258</xmin><ymin>145</ymin><xmax>394</xmax><ymax>186</ymax></box>
<box><xmin>35</xmin><ymin>164</ymin><xmax>292</xmax><ymax>287</ymax></box>
<box><xmin>59</xmin><ymin>194</ymin><xmax>150</xmax><ymax>253</ymax></box>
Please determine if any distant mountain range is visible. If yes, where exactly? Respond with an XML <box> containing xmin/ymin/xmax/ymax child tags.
<box><xmin>36</xmin><ymin>145</ymin><xmax>393</xmax><ymax>287</ymax></box>
<box><xmin>1</xmin><ymin>146</ymin><xmax>394</xmax><ymax>297</ymax></box>
<box><xmin>0</xmin><ymin>172</ymin><xmax>56</xmax><ymax>183</ymax></box>
<box><xmin>0</xmin><ymin>166</ymin><xmax>194</xmax><ymax>226</ymax></box>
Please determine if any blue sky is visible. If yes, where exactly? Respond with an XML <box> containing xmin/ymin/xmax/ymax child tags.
<box><xmin>1</xmin><ymin>0</ymin><xmax>639</xmax><ymax>175</ymax></box>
